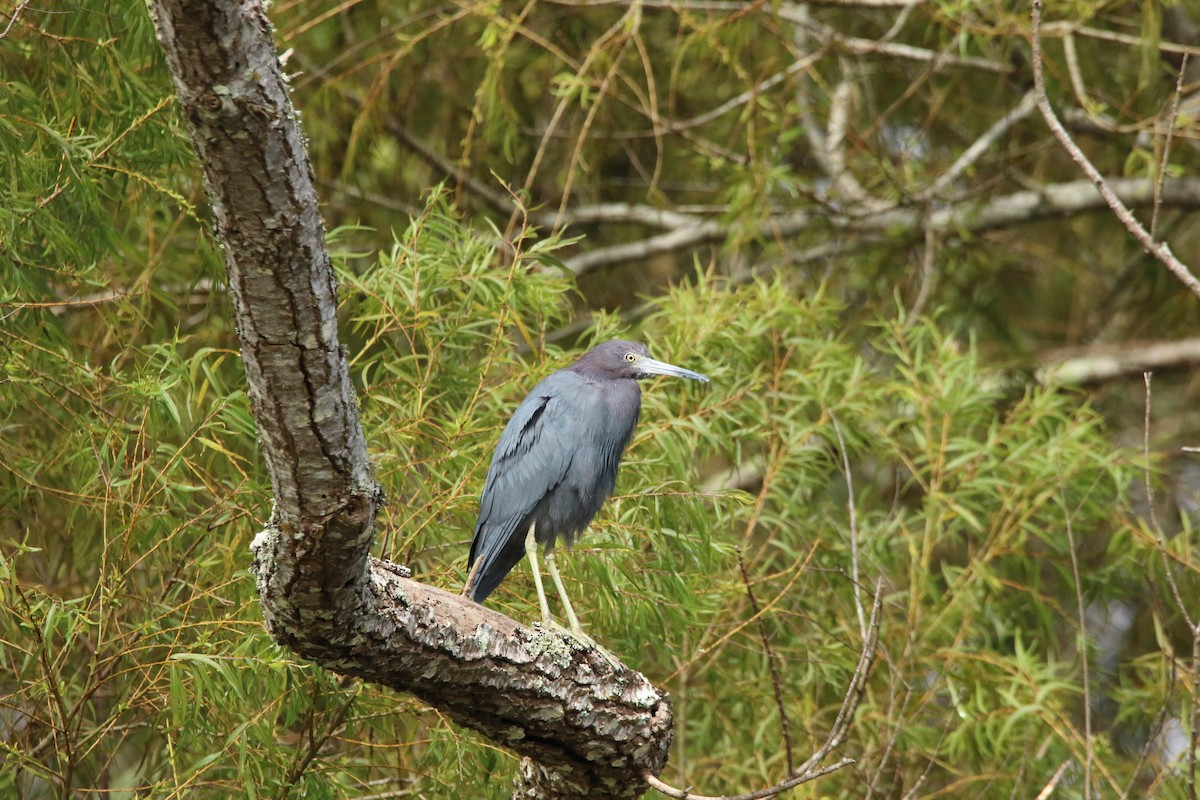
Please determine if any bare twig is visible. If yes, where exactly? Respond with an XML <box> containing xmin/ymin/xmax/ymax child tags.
<box><xmin>825</xmin><ymin>77</ymin><xmax>875</xmax><ymax>206</ymax></box>
<box><xmin>644</xmin><ymin>759</ymin><xmax>854</xmax><ymax>800</ymax></box>
<box><xmin>1143</xmin><ymin>372</ymin><xmax>1198</xmax><ymax>633</ymax></box>
<box><xmin>647</xmin><ymin>581</ymin><xmax>883</xmax><ymax>800</ymax></box>
<box><xmin>554</xmin><ymin>3</ymin><xmax>640</xmax><ymax>226</ymax></box>
<box><xmin>544</xmin><ymin>0</ymin><xmax>1009</xmax><ymax>72</ymax></box>
<box><xmin>829</xmin><ymin>411</ymin><xmax>866</xmax><ymax>639</ymax></box>
<box><xmin>925</xmin><ymin>90</ymin><xmax>1038</xmax><ymax>200</ymax></box>
<box><xmin>280</xmin><ymin>679</ymin><xmax>361</xmax><ymax>796</ymax></box>
<box><xmin>1034</xmin><ymin>760</ymin><xmax>1072</xmax><ymax>800</ymax></box>
<box><xmin>1062</xmin><ymin>34</ymin><xmax>1093</xmax><ymax>113</ymax></box>
<box><xmin>1031</xmin><ymin>0</ymin><xmax>1200</xmax><ymax>300</ymax></box>
<box><xmin>1144</xmin><ymin>373</ymin><xmax>1200</xmax><ymax>800</ymax></box>
<box><xmin>1118</xmin><ymin>699</ymin><xmax>1176</xmax><ymax>800</ymax></box>
<box><xmin>736</xmin><ymin>549</ymin><xmax>794</xmax><ymax>772</ymax></box>
<box><xmin>1190</xmin><ymin>634</ymin><xmax>1199</xmax><ymax>800</ymax></box>
<box><xmin>650</xmin><ymin>49</ymin><xmax>827</xmax><ymax>136</ymax></box>
<box><xmin>388</xmin><ymin>120</ymin><xmax>515</xmax><ymax>216</ymax></box>
<box><xmin>897</xmin><ymin>719</ymin><xmax>953</xmax><ymax>800</ymax></box>
<box><xmin>907</xmin><ymin>220</ymin><xmax>937</xmax><ymax>323</ymax></box>
<box><xmin>790</xmin><ymin>17</ymin><xmax>1011</xmax><ymax>74</ymax></box>
<box><xmin>880</xmin><ymin>2</ymin><xmax>916</xmax><ymax>43</ymax></box>
<box><xmin>1041</xmin><ymin>21</ymin><xmax>1200</xmax><ymax>58</ymax></box>
<box><xmin>0</xmin><ymin>0</ymin><xmax>32</xmax><ymax>39</ymax></box>
<box><xmin>1152</xmin><ymin>54</ymin><xmax>1189</xmax><ymax>238</ymax></box>
<box><xmin>549</xmin><ymin>0</ymin><xmax>921</xmax><ymax>11</ymax></box>
<box><xmin>1061</xmin><ymin>487</ymin><xmax>1092</xmax><ymax>800</ymax></box>
<box><xmin>389</xmin><ymin>121</ymin><xmax>700</xmax><ymax>230</ymax></box>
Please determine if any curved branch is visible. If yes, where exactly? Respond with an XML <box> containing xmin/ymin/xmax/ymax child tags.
<box><xmin>644</xmin><ymin>581</ymin><xmax>883</xmax><ymax>800</ymax></box>
<box><xmin>1031</xmin><ymin>0</ymin><xmax>1200</xmax><ymax>300</ymax></box>
<box><xmin>149</xmin><ymin>2</ymin><xmax>671</xmax><ymax>797</ymax></box>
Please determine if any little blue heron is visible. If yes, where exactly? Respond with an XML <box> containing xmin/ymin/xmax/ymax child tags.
<box><xmin>463</xmin><ymin>340</ymin><xmax>708</xmax><ymax>635</ymax></box>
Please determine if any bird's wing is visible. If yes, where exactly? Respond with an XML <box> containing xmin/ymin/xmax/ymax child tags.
<box><xmin>466</xmin><ymin>373</ymin><xmax>599</xmax><ymax>601</ymax></box>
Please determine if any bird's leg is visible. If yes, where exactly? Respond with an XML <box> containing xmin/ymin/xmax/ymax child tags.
<box><xmin>543</xmin><ymin>545</ymin><xmax>623</xmax><ymax>669</ymax></box>
<box><xmin>524</xmin><ymin>524</ymin><xmax>553</xmax><ymax>625</ymax></box>
<box><xmin>543</xmin><ymin>546</ymin><xmax>583</xmax><ymax>635</ymax></box>
<box><xmin>528</xmin><ymin>528</ymin><xmax>621</xmax><ymax>668</ymax></box>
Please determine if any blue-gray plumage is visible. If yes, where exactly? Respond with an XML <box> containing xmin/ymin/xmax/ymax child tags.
<box><xmin>464</xmin><ymin>340</ymin><xmax>708</xmax><ymax>632</ymax></box>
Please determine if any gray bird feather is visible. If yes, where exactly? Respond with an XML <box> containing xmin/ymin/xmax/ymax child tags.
<box><xmin>464</xmin><ymin>340</ymin><xmax>707</xmax><ymax>605</ymax></box>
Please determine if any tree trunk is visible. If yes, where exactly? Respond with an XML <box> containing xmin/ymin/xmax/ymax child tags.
<box><xmin>148</xmin><ymin>2</ymin><xmax>673</xmax><ymax>797</ymax></box>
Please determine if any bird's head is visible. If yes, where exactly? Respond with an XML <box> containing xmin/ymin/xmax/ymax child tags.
<box><xmin>576</xmin><ymin>340</ymin><xmax>710</xmax><ymax>383</ymax></box>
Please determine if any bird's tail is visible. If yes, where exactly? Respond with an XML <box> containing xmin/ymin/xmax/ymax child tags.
<box><xmin>463</xmin><ymin>519</ymin><xmax>528</xmax><ymax>603</ymax></box>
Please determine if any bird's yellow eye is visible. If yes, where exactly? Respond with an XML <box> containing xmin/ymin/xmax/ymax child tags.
<box><xmin>625</xmin><ymin>352</ymin><xmax>637</xmax><ymax>362</ymax></box>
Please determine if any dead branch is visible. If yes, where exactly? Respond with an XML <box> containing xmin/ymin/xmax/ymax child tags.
<box><xmin>1037</xmin><ymin>339</ymin><xmax>1200</xmax><ymax>384</ymax></box>
<box><xmin>563</xmin><ymin>177</ymin><xmax>1200</xmax><ymax>276</ymax></box>
<box><xmin>645</xmin><ymin>580</ymin><xmax>883</xmax><ymax>800</ymax></box>
<box><xmin>0</xmin><ymin>0</ymin><xmax>32</xmax><ymax>40</ymax></box>
<box><xmin>923</xmin><ymin>90</ymin><xmax>1038</xmax><ymax>200</ymax></box>
<box><xmin>1031</xmin><ymin>0</ymin><xmax>1200</xmax><ymax>300</ymax></box>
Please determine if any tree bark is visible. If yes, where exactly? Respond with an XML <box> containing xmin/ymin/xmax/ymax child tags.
<box><xmin>148</xmin><ymin>2</ymin><xmax>672</xmax><ymax>797</ymax></box>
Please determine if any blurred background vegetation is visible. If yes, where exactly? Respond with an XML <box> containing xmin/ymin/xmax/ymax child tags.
<box><xmin>3</xmin><ymin>0</ymin><xmax>1200</xmax><ymax>798</ymax></box>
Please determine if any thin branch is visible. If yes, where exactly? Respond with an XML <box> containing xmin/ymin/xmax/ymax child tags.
<box><xmin>1152</xmin><ymin>54</ymin><xmax>1189</xmax><ymax>238</ymax></box>
<box><xmin>1035</xmin><ymin>760</ymin><xmax>1072</xmax><ymax>800</ymax></box>
<box><xmin>925</xmin><ymin>90</ymin><xmax>1038</xmax><ymax>199</ymax></box>
<box><xmin>735</xmin><ymin>549</ymin><xmax>794</xmax><ymax>773</ymax></box>
<box><xmin>548</xmin><ymin>0</ymin><xmax>921</xmax><ymax>11</ymax></box>
<box><xmin>1031</xmin><ymin>0</ymin><xmax>1200</xmax><ymax>300</ymax></box>
<box><xmin>814</xmin><ymin>579</ymin><xmax>883</xmax><ymax>760</ymax></box>
<box><xmin>388</xmin><ymin>120</ymin><xmax>515</xmax><ymax>216</ymax></box>
<box><xmin>647</xmin><ymin>581</ymin><xmax>883</xmax><ymax>800</ymax></box>
<box><xmin>644</xmin><ymin>759</ymin><xmax>854</xmax><ymax>800</ymax></box>
<box><xmin>0</xmin><ymin>0</ymin><xmax>32</xmax><ymax>40</ymax></box>
<box><xmin>1144</xmin><ymin>373</ymin><xmax>1198</xmax><ymax>633</ymax></box>
<box><xmin>1062</xmin><ymin>34</ymin><xmax>1094</xmax><ymax>113</ymax></box>
<box><xmin>824</xmin><ymin>76</ymin><xmax>876</xmax><ymax>206</ymax></box>
<box><xmin>280</xmin><ymin>679</ymin><xmax>361</xmax><ymax>796</ymax></box>
<box><xmin>1185</xmin><ymin>633</ymin><xmax>1195</xmax><ymax>800</ymax></box>
<box><xmin>1190</xmin><ymin>633</ymin><xmax>1200</xmax><ymax>800</ymax></box>
<box><xmin>1042</xmin><ymin>20</ymin><xmax>1200</xmax><ymax>58</ymax></box>
<box><xmin>797</xmin><ymin>20</ymin><xmax>1011</xmax><ymax>74</ymax></box>
<box><xmin>829</xmin><ymin>411</ymin><xmax>866</xmax><ymax>639</ymax></box>
<box><xmin>1143</xmin><ymin>373</ymin><xmax>1200</xmax><ymax>800</ymax></box>
<box><xmin>654</xmin><ymin>49</ymin><xmax>827</xmax><ymax>135</ymax></box>
<box><xmin>545</xmin><ymin>0</ymin><xmax>1009</xmax><ymax>71</ymax></box>
<box><xmin>389</xmin><ymin>121</ymin><xmax>700</xmax><ymax>230</ymax></box>
<box><xmin>1061</xmin><ymin>489</ymin><xmax>1092</xmax><ymax>800</ymax></box>
<box><xmin>906</xmin><ymin>219</ymin><xmax>937</xmax><ymax>324</ymax></box>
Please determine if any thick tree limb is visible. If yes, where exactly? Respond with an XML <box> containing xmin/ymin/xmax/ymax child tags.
<box><xmin>148</xmin><ymin>2</ymin><xmax>671</xmax><ymax>797</ymax></box>
<box><xmin>563</xmin><ymin>177</ymin><xmax>1200</xmax><ymax>276</ymax></box>
<box><xmin>1037</xmin><ymin>339</ymin><xmax>1200</xmax><ymax>385</ymax></box>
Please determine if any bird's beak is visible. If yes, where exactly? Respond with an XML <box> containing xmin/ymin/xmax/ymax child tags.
<box><xmin>636</xmin><ymin>356</ymin><xmax>710</xmax><ymax>383</ymax></box>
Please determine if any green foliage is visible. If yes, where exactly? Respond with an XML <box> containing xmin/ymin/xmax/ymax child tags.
<box><xmin>4</xmin><ymin>1</ymin><xmax>1200</xmax><ymax>799</ymax></box>
<box><xmin>6</xmin><ymin>180</ymin><xmax>1196</xmax><ymax>795</ymax></box>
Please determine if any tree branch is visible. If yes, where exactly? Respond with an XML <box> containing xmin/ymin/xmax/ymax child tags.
<box><xmin>1037</xmin><ymin>339</ymin><xmax>1200</xmax><ymax>384</ymax></box>
<box><xmin>644</xmin><ymin>581</ymin><xmax>882</xmax><ymax>800</ymax></box>
<box><xmin>149</xmin><ymin>2</ymin><xmax>672</xmax><ymax>797</ymax></box>
<box><xmin>1031</xmin><ymin>0</ymin><xmax>1200</xmax><ymax>300</ymax></box>
<box><xmin>563</xmin><ymin>177</ymin><xmax>1200</xmax><ymax>276</ymax></box>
